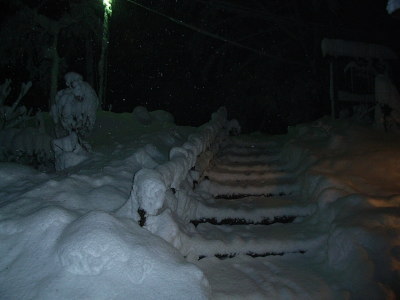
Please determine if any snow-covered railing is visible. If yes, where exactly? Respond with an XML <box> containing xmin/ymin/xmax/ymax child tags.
<box><xmin>117</xmin><ymin>107</ymin><xmax>228</xmax><ymax>223</ymax></box>
<box><xmin>321</xmin><ymin>38</ymin><xmax>398</xmax><ymax>60</ymax></box>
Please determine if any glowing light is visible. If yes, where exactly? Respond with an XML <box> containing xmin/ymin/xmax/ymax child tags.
<box><xmin>103</xmin><ymin>0</ymin><xmax>113</xmax><ymax>15</ymax></box>
<box><xmin>98</xmin><ymin>0</ymin><xmax>113</xmax><ymax>106</ymax></box>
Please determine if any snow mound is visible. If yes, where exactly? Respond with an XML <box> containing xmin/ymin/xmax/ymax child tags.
<box><xmin>0</xmin><ymin>208</ymin><xmax>209</xmax><ymax>299</ymax></box>
<box><xmin>57</xmin><ymin>211</ymin><xmax>135</xmax><ymax>276</ymax></box>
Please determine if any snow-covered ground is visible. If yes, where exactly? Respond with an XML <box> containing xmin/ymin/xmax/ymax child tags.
<box><xmin>1</xmin><ymin>110</ymin><xmax>400</xmax><ymax>299</ymax></box>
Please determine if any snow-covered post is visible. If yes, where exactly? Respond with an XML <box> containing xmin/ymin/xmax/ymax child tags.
<box><xmin>116</xmin><ymin>107</ymin><xmax>228</xmax><ymax>224</ymax></box>
<box><xmin>375</xmin><ymin>74</ymin><xmax>400</xmax><ymax>132</ymax></box>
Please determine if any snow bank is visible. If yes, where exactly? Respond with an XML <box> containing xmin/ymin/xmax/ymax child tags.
<box><xmin>287</xmin><ymin>118</ymin><xmax>400</xmax><ymax>298</ymax></box>
<box><xmin>0</xmin><ymin>110</ymin><xmax>212</xmax><ymax>299</ymax></box>
<box><xmin>0</xmin><ymin>208</ymin><xmax>209</xmax><ymax>299</ymax></box>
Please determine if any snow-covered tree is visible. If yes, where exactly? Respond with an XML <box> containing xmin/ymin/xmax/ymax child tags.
<box><xmin>51</xmin><ymin>72</ymin><xmax>98</xmax><ymax>138</ymax></box>
<box><xmin>0</xmin><ymin>0</ymin><xmax>101</xmax><ymax>108</ymax></box>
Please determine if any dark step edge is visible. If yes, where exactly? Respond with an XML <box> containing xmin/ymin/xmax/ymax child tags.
<box><xmin>215</xmin><ymin>192</ymin><xmax>289</xmax><ymax>199</ymax></box>
<box><xmin>198</xmin><ymin>250</ymin><xmax>306</xmax><ymax>260</ymax></box>
<box><xmin>190</xmin><ymin>215</ymin><xmax>296</xmax><ymax>227</ymax></box>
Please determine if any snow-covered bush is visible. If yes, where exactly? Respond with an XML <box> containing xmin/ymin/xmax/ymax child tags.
<box><xmin>151</xmin><ymin>109</ymin><xmax>175</xmax><ymax>124</ymax></box>
<box><xmin>51</xmin><ymin>72</ymin><xmax>98</xmax><ymax>138</ymax></box>
<box><xmin>53</xmin><ymin>132</ymin><xmax>88</xmax><ymax>171</ymax></box>
<box><xmin>133</xmin><ymin>106</ymin><xmax>152</xmax><ymax>125</ymax></box>
<box><xmin>0</xmin><ymin>79</ymin><xmax>32</xmax><ymax>129</ymax></box>
<box><xmin>0</xmin><ymin>80</ymin><xmax>54</xmax><ymax>168</ymax></box>
<box><xmin>0</xmin><ymin>126</ymin><xmax>53</xmax><ymax>168</ymax></box>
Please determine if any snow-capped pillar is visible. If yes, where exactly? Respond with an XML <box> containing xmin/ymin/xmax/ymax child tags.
<box><xmin>117</xmin><ymin>107</ymin><xmax>229</xmax><ymax>225</ymax></box>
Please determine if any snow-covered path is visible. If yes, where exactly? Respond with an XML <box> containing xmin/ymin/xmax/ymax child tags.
<box><xmin>1</xmin><ymin>112</ymin><xmax>399</xmax><ymax>299</ymax></box>
<box><xmin>191</xmin><ymin>139</ymin><xmax>320</xmax><ymax>257</ymax></box>
<box><xmin>185</xmin><ymin>137</ymin><xmax>339</xmax><ymax>298</ymax></box>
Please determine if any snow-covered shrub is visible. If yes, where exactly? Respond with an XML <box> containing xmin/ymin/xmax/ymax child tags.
<box><xmin>0</xmin><ymin>80</ymin><xmax>54</xmax><ymax>168</ymax></box>
<box><xmin>0</xmin><ymin>79</ymin><xmax>32</xmax><ymax>129</ymax></box>
<box><xmin>51</xmin><ymin>72</ymin><xmax>98</xmax><ymax>138</ymax></box>
<box><xmin>151</xmin><ymin>109</ymin><xmax>175</xmax><ymax>124</ymax></box>
<box><xmin>0</xmin><ymin>127</ymin><xmax>53</xmax><ymax>168</ymax></box>
<box><xmin>133</xmin><ymin>106</ymin><xmax>152</xmax><ymax>125</ymax></box>
<box><xmin>53</xmin><ymin>132</ymin><xmax>88</xmax><ymax>171</ymax></box>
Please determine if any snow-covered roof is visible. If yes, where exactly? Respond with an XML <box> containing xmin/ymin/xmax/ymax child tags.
<box><xmin>387</xmin><ymin>0</ymin><xmax>400</xmax><ymax>13</ymax></box>
<box><xmin>321</xmin><ymin>38</ymin><xmax>398</xmax><ymax>60</ymax></box>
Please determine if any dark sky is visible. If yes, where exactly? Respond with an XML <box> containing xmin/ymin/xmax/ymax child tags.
<box><xmin>1</xmin><ymin>0</ymin><xmax>400</xmax><ymax>133</ymax></box>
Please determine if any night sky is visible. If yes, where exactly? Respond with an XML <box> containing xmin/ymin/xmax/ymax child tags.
<box><xmin>1</xmin><ymin>0</ymin><xmax>400</xmax><ymax>133</ymax></box>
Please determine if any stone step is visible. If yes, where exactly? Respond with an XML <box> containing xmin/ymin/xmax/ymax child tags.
<box><xmin>197</xmin><ymin>177</ymin><xmax>300</xmax><ymax>197</ymax></box>
<box><xmin>187</xmin><ymin>221</ymin><xmax>327</xmax><ymax>259</ymax></box>
<box><xmin>205</xmin><ymin>166</ymin><xmax>292</xmax><ymax>182</ymax></box>
<box><xmin>211</xmin><ymin>160</ymin><xmax>286</xmax><ymax>173</ymax></box>
<box><xmin>192</xmin><ymin>195</ymin><xmax>315</xmax><ymax>225</ymax></box>
<box><xmin>216</xmin><ymin>152</ymin><xmax>282</xmax><ymax>164</ymax></box>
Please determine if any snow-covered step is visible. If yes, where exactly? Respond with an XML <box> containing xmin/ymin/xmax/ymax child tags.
<box><xmin>202</xmin><ymin>178</ymin><xmax>300</xmax><ymax>197</ymax></box>
<box><xmin>217</xmin><ymin>146</ymin><xmax>280</xmax><ymax>157</ymax></box>
<box><xmin>187</xmin><ymin>222</ymin><xmax>327</xmax><ymax>258</ymax></box>
<box><xmin>205</xmin><ymin>166</ymin><xmax>292</xmax><ymax>182</ymax></box>
<box><xmin>212</xmin><ymin>160</ymin><xmax>286</xmax><ymax>173</ymax></box>
<box><xmin>192</xmin><ymin>196</ymin><xmax>316</xmax><ymax>225</ymax></box>
<box><xmin>218</xmin><ymin>146</ymin><xmax>279</xmax><ymax>156</ymax></box>
<box><xmin>222</xmin><ymin>139</ymin><xmax>280</xmax><ymax>149</ymax></box>
<box><xmin>216</xmin><ymin>152</ymin><xmax>281</xmax><ymax>164</ymax></box>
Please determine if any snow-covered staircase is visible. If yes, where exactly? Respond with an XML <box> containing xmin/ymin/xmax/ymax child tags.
<box><xmin>188</xmin><ymin>137</ymin><xmax>322</xmax><ymax>260</ymax></box>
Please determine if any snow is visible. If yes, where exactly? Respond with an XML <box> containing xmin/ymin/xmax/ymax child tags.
<box><xmin>321</xmin><ymin>38</ymin><xmax>398</xmax><ymax>60</ymax></box>
<box><xmin>1</xmin><ymin>108</ymin><xmax>400</xmax><ymax>299</ymax></box>
<box><xmin>51</xmin><ymin>72</ymin><xmax>98</xmax><ymax>138</ymax></box>
<box><xmin>387</xmin><ymin>0</ymin><xmax>400</xmax><ymax>13</ymax></box>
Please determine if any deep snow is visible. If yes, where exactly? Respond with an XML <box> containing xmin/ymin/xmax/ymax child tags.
<box><xmin>1</xmin><ymin>110</ymin><xmax>400</xmax><ymax>299</ymax></box>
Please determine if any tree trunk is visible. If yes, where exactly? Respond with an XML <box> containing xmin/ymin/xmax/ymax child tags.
<box><xmin>49</xmin><ymin>25</ymin><xmax>60</xmax><ymax>109</ymax></box>
<box><xmin>98</xmin><ymin>10</ymin><xmax>110</xmax><ymax>110</ymax></box>
<box><xmin>86</xmin><ymin>35</ymin><xmax>95</xmax><ymax>88</ymax></box>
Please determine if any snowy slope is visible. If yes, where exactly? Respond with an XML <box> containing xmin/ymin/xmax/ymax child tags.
<box><xmin>1</xmin><ymin>111</ymin><xmax>400</xmax><ymax>299</ymax></box>
<box><xmin>0</xmin><ymin>110</ymin><xmax>210</xmax><ymax>299</ymax></box>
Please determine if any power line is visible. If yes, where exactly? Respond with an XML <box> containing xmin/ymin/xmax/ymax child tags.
<box><xmin>125</xmin><ymin>0</ymin><xmax>264</xmax><ymax>55</ymax></box>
